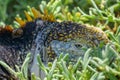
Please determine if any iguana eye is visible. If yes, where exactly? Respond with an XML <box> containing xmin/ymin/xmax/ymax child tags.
<box><xmin>75</xmin><ymin>43</ymin><xmax>82</xmax><ymax>49</ymax></box>
<box><xmin>12</xmin><ymin>28</ymin><xmax>23</xmax><ymax>38</ymax></box>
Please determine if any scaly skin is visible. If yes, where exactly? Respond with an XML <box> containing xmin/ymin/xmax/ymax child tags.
<box><xmin>34</xmin><ymin>20</ymin><xmax>109</xmax><ymax>61</ymax></box>
<box><xmin>0</xmin><ymin>8</ymin><xmax>109</xmax><ymax>79</ymax></box>
<box><xmin>0</xmin><ymin>20</ymin><xmax>109</xmax><ymax>79</ymax></box>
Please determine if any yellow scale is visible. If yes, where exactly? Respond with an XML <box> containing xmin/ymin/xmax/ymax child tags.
<box><xmin>3</xmin><ymin>7</ymin><xmax>109</xmax><ymax>61</ymax></box>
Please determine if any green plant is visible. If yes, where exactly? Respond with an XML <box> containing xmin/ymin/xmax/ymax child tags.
<box><xmin>0</xmin><ymin>0</ymin><xmax>10</xmax><ymax>21</ymax></box>
<box><xmin>0</xmin><ymin>43</ymin><xmax>119</xmax><ymax>80</ymax></box>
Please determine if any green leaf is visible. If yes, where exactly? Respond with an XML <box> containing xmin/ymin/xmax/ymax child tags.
<box><xmin>37</xmin><ymin>54</ymin><xmax>48</xmax><ymax>74</ymax></box>
<box><xmin>21</xmin><ymin>53</ymin><xmax>31</xmax><ymax>79</ymax></box>
<box><xmin>0</xmin><ymin>61</ymin><xmax>16</xmax><ymax>76</ymax></box>
<box><xmin>83</xmin><ymin>48</ymin><xmax>92</xmax><ymax>70</ymax></box>
<box><xmin>47</xmin><ymin>59</ymin><xmax>57</xmax><ymax>80</ymax></box>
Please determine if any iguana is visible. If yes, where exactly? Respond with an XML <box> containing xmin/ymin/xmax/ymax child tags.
<box><xmin>0</xmin><ymin>7</ymin><xmax>109</xmax><ymax>79</ymax></box>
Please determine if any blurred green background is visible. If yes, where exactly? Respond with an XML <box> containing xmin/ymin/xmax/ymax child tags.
<box><xmin>0</xmin><ymin>0</ymin><xmax>118</xmax><ymax>24</ymax></box>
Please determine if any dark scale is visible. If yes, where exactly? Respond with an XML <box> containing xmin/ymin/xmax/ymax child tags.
<box><xmin>0</xmin><ymin>21</ymin><xmax>39</xmax><ymax>79</ymax></box>
<box><xmin>0</xmin><ymin>19</ymin><xmax>109</xmax><ymax>79</ymax></box>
